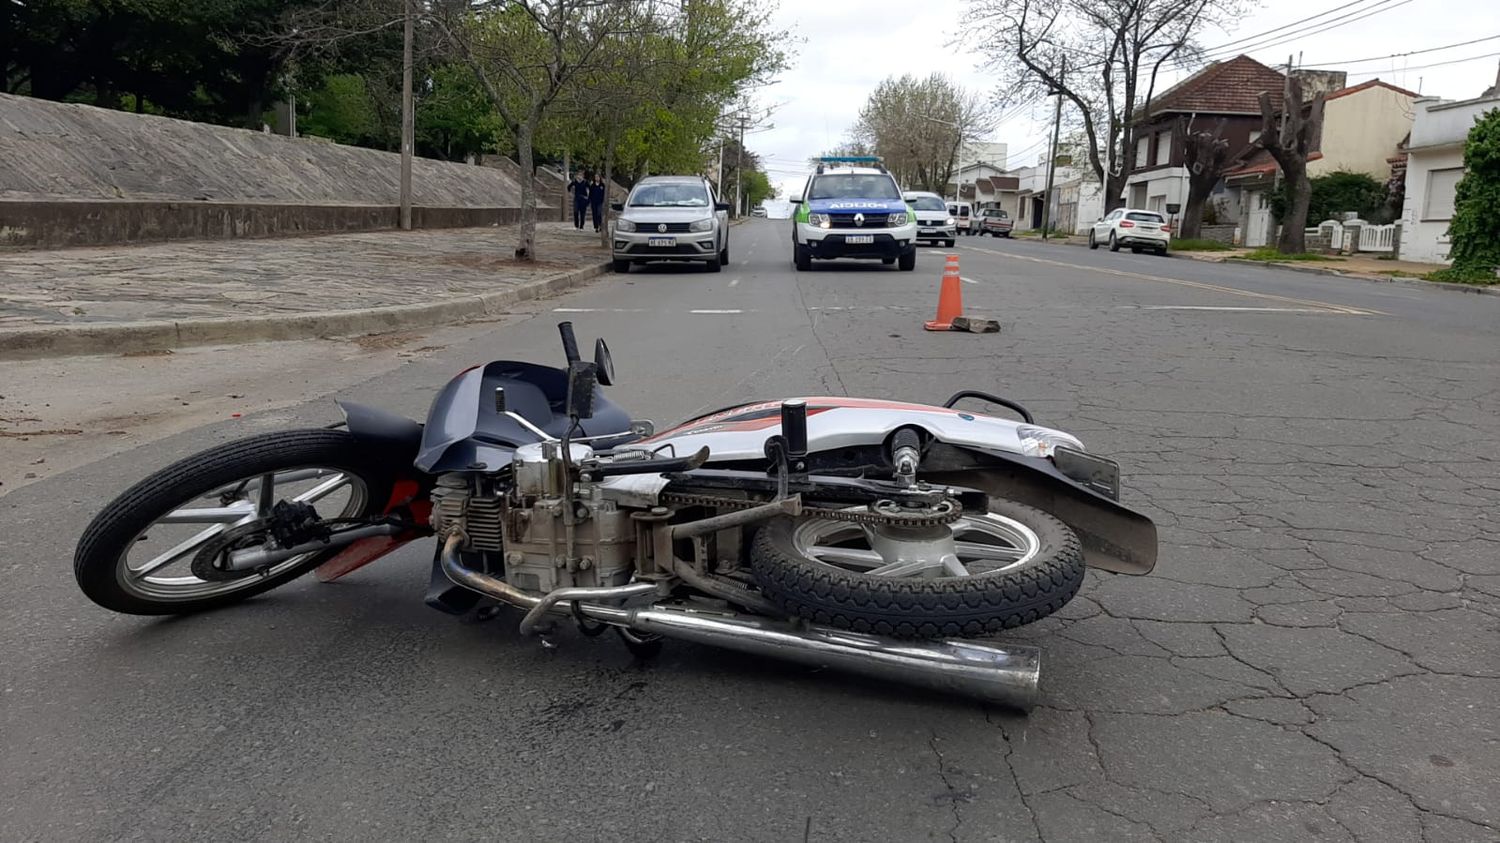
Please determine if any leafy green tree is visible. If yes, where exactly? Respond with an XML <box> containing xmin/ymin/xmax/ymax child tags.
<box><xmin>1307</xmin><ymin>171</ymin><xmax>1389</xmax><ymax>224</ymax></box>
<box><xmin>299</xmin><ymin>73</ymin><xmax>382</xmax><ymax>145</ymax></box>
<box><xmin>417</xmin><ymin>64</ymin><xmax>504</xmax><ymax>161</ymax></box>
<box><xmin>1441</xmin><ymin>109</ymin><xmax>1500</xmax><ymax>280</ymax></box>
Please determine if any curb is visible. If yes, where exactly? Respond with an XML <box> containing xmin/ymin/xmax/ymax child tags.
<box><xmin>1217</xmin><ymin>257</ymin><xmax>1499</xmax><ymax>296</ymax></box>
<box><xmin>0</xmin><ymin>262</ymin><xmax>611</xmax><ymax>362</ymax></box>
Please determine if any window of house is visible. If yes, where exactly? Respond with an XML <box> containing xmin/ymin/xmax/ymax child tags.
<box><xmin>1135</xmin><ymin>136</ymin><xmax>1149</xmax><ymax>168</ymax></box>
<box><xmin>1423</xmin><ymin>168</ymin><xmax>1464</xmax><ymax>220</ymax></box>
<box><xmin>1155</xmin><ymin>131</ymin><xmax>1171</xmax><ymax>166</ymax></box>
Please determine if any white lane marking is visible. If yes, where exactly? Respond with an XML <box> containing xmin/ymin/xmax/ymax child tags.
<box><xmin>553</xmin><ymin>307</ymin><xmax>648</xmax><ymax>313</ymax></box>
<box><xmin>690</xmin><ymin>309</ymin><xmax>744</xmax><ymax>314</ymax></box>
<box><xmin>957</xmin><ymin>245</ymin><xmax>1380</xmax><ymax>316</ymax></box>
<box><xmin>960</xmin><ymin>276</ymin><xmax>979</xmax><ymax>285</ymax></box>
<box><xmin>729</xmin><ymin>278</ymin><xmax>741</xmax><ymax>287</ymax></box>
<box><xmin>1129</xmin><ymin>305</ymin><xmax>1334</xmax><ymax>313</ymax></box>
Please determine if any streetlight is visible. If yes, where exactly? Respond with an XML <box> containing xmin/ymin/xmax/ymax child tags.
<box><xmin>919</xmin><ymin>114</ymin><xmax>964</xmax><ymax>204</ymax></box>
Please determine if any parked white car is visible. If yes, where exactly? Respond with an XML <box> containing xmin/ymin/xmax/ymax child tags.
<box><xmin>904</xmin><ymin>191</ymin><xmax>957</xmax><ymax>247</ymax></box>
<box><xmin>1088</xmin><ymin>209</ymin><xmax>1171</xmax><ymax>255</ymax></box>
<box><xmin>611</xmin><ymin>175</ymin><xmax>731</xmax><ymax>273</ymax></box>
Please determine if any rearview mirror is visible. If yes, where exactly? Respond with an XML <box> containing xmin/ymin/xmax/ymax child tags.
<box><xmin>714</xmin><ymin>202</ymin><xmax>731</xmax><ymax>212</ymax></box>
<box><xmin>610</xmin><ymin>202</ymin><xmax>624</xmax><ymax>212</ymax></box>
<box><xmin>789</xmin><ymin>197</ymin><xmax>803</xmax><ymax>204</ymax></box>
<box><xmin>594</xmin><ymin>338</ymin><xmax>614</xmax><ymax>386</ymax></box>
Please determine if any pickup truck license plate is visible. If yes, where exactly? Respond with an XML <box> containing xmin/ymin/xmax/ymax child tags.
<box><xmin>648</xmin><ymin>237</ymin><xmax>676</xmax><ymax>247</ymax></box>
<box><xmin>845</xmin><ymin>235</ymin><xmax>874</xmax><ymax>244</ymax></box>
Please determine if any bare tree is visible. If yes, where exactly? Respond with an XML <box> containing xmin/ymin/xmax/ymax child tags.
<box><xmin>1175</xmin><ymin>117</ymin><xmax>1230</xmax><ymax>239</ymax></box>
<box><xmin>1257</xmin><ymin>78</ymin><xmax>1325</xmax><ymax>254</ymax></box>
<box><xmin>967</xmin><ymin>0</ymin><xmax>1238</xmax><ymax>210</ymax></box>
<box><xmin>853</xmin><ymin>74</ymin><xmax>992</xmax><ymax>193</ymax></box>
<box><xmin>430</xmin><ymin>0</ymin><xmax>639</xmax><ymax>260</ymax></box>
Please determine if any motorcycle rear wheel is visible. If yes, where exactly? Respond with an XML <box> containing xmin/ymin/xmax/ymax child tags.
<box><xmin>750</xmin><ymin>499</ymin><xmax>1084</xmax><ymax>639</ymax></box>
<box><xmin>74</xmin><ymin>430</ymin><xmax>392</xmax><ymax>615</ymax></box>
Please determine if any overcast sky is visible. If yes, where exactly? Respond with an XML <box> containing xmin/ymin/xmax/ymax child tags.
<box><xmin>751</xmin><ymin>0</ymin><xmax>1500</xmax><ymax>198</ymax></box>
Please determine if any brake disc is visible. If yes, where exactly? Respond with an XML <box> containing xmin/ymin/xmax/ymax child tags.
<box><xmin>190</xmin><ymin>521</ymin><xmax>272</xmax><ymax>581</ymax></box>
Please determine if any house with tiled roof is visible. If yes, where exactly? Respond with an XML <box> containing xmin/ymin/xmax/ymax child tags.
<box><xmin>1120</xmin><ymin>56</ymin><xmax>1292</xmax><ymax>220</ymax></box>
<box><xmin>1224</xmin><ymin>78</ymin><xmax>1415</xmax><ymax>247</ymax></box>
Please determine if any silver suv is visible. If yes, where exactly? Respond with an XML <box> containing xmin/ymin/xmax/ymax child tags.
<box><xmin>610</xmin><ymin>176</ymin><xmax>731</xmax><ymax>273</ymax></box>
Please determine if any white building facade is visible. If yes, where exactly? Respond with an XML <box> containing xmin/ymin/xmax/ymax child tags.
<box><xmin>1399</xmin><ymin>94</ymin><xmax>1500</xmax><ymax>264</ymax></box>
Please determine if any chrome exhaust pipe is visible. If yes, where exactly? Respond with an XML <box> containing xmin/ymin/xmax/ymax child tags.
<box><xmin>439</xmin><ymin>535</ymin><xmax>1040</xmax><ymax>711</ymax></box>
<box><xmin>624</xmin><ymin>606</ymin><xmax>1040</xmax><ymax>711</ymax></box>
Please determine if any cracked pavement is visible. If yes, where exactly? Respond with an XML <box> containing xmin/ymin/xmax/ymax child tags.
<box><xmin>1</xmin><ymin>221</ymin><xmax>1496</xmax><ymax>841</ymax></box>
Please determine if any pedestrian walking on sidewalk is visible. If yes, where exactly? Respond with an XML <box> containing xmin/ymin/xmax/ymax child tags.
<box><xmin>589</xmin><ymin>175</ymin><xmax>606</xmax><ymax>232</ymax></box>
<box><xmin>570</xmin><ymin>172</ymin><xmax>589</xmax><ymax>229</ymax></box>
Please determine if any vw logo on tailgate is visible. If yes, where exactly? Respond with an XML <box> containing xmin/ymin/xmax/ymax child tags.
<box><xmin>657</xmin><ymin>223</ymin><xmax>667</xmax><ymax>233</ymax></box>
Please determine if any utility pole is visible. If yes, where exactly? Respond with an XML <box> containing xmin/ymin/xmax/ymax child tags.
<box><xmin>717</xmin><ymin>139</ymin><xmax>725</xmax><ymax>199</ymax></box>
<box><xmin>1041</xmin><ymin>56</ymin><xmax>1064</xmax><ymax>240</ymax></box>
<box><xmin>734</xmin><ymin>116</ymin><xmax>746</xmax><ymax>218</ymax></box>
<box><xmin>561</xmin><ymin>149</ymin><xmax>570</xmax><ymax>222</ymax></box>
<box><xmin>399</xmin><ymin>0</ymin><xmax>414</xmax><ymax>231</ymax></box>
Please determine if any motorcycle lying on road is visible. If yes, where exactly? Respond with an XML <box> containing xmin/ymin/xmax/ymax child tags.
<box><xmin>74</xmin><ymin>324</ymin><xmax>1157</xmax><ymax>710</ymax></box>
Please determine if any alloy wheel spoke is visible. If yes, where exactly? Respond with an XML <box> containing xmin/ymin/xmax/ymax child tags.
<box><xmin>939</xmin><ymin>554</ymin><xmax>970</xmax><ymax>577</ymax></box>
<box><xmin>807</xmin><ymin>545</ymin><xmax>887</xmax><ymax>568</ymax></box>
<box><xmin>256</xmin><ymin>473</ymin><xmax>275</xmax><ymax>517</ymax></box>
<box><xmin>132</xmin><ymin>522</ymin><xmax>242</xmax><ymax>579</ymax></box>
<box><xmin>294</xmin><ymin>473</ymin><xmax>348</xmax><ymax>505</ymax></box>
<box><xmin>867</xmin><ymin>558</ymin><xmax>944</xmax><ymax>578</ymax></box>
<box><xmin>159</xmin><ymin>503</ymin><xmax>255</xmax><ymax>524</ymax></box>
<box><xmin>953</xmin><ymin>541</ymin><xmax>1026</xmax><ymax>561</ymax></box>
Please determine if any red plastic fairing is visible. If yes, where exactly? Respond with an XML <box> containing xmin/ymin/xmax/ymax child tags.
<box><xmin>315</xmin><ymin>479</ymin><xmax>433</xmax><ymax>583</ymax></box>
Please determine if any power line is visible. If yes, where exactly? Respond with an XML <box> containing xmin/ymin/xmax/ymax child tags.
<box><xmin>1345</xmin><ymin>49</ymin><xmax>1500</xmax><ymax>77</ymax></box>
<box><xmin>1196</xmin><ymin>0</ymin><xmax>1382</xmax><ymax>56</ymax></box>
<box><xmin>1192</xmin><ymin>0</ymin><xmax>1415</xmax><ymax>66</ymax></box>
<box><xmin>1304</xmin><ymin>35</ymin><xmax>1500</xmax><ymax>67</ymax></box>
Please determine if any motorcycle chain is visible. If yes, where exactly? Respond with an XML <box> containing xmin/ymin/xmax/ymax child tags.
<box><xmin>659</xmin><ymin>492</ymin><xmax>964</xmax><ymax>528</ymax></box>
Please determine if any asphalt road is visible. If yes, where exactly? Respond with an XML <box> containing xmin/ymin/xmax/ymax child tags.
<box><xmin>3</xmin><ymin>221</ymin><xmax>1498</xmax><ymax>842</ymax></box>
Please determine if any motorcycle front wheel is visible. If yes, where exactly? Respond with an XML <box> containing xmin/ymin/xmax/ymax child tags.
<box><xmin>750</xmin><ymin>499</ymin><xmax>1085</xmax><ymax>639</ymax></box>
<box><xmin>74</xmin><ymin>430</ymin><xmax>392</xmax><ymax>615</ymax></box>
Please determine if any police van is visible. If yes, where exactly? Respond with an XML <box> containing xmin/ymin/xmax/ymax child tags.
<box><xmin>790</xmin><ymin>157</ymin><xmax>918</xmax><ymax>271</ymax></box>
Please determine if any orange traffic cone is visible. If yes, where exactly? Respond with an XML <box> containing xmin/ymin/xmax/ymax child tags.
<box><xmin>924</xmin><ymin>254</ymin><xmax>964</xmax><ymax>331</ymax></box>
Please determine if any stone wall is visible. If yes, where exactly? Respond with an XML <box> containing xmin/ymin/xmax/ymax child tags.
<box><xmin>1198</xmin><ymin>224</ymin><xmax>1237</xmax><ymax>245</ymax></box>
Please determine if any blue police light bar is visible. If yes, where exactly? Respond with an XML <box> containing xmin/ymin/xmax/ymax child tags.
<box><xmin>814</xmin><ymin>155</ymin><xmax>887</xmax><ymax>174</ymax></box>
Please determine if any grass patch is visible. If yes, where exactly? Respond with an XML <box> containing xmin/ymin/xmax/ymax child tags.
<box><xmin>1011</xmin><ymin>228</ymin><xmax>1042</xmax><ymax>237</ymax></box>
<box><xmin>1424</xmin><ymin>266</ymin><xmax>1500</xmax><ymax>285</ymax></box>
<box><xmin>1169</xmin><ymin>238</ymin><xmax>1234</xmax><ymax>252</ymax></box>
<box><xmin>1238</xmin><ymin>248</ymin><xmax>1340</xmax><ymax>262</ymax></box>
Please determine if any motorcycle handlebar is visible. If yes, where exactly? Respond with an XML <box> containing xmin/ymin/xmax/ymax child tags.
<box><xmin>558</xmin><ymin>321</ymin><xmax>582</xmax><ymax>364</ymax></box>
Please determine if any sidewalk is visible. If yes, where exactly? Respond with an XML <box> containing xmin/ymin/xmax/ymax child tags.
<box><xmin>0</xmin><ymin>223</ymin><xmax>612</xmax><ymax>358</ymax></box>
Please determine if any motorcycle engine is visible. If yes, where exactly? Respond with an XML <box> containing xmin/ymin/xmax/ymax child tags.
<box><xmin>431</xmin><ymin>442</ymin><xmax>637</xmax><ymax>595</ymax></box>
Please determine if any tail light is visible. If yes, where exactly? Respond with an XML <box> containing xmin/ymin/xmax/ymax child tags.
<box><xmin>1161</xmin><ymin>225</ymin><xmax>1172</xmax><ymax>234</ymax></box>
<box><xmin>1119</xmin><ymin>220</ymin><xmax>1136</xmax><ymax>228</ymax></box>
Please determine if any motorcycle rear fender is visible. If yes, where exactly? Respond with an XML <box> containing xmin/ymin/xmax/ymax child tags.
<box><xmin>923</xmin><ymin>445</ymin><xmax>1157</xmax><ymax>575</ymax></box>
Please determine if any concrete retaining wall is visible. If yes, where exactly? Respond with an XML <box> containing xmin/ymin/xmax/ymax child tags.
<box><xmin>0</xmin><ymin>93</ymin><xmax>545</xmax><ymax>247</ymax></box>
<box><xmin>0</xmin><ymin>200</ymin><xmax>523</xmax><ymax>249</ymax></box>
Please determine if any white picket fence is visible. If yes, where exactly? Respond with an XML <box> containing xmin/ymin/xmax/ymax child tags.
<box><xmin>1301</xmin><ymin>219</ymin><xmax>1396</xmax><ymax>254</ymax></box>
<box><xmin>1357</xmin><ymin>223</ymin><xmax>1396</xmax><ymax>253</ymax></box>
